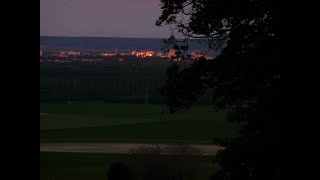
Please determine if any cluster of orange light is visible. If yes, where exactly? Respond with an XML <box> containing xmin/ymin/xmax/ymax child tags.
<box><xmin>131</xmin><ymin>51</ymin><xmax>154</xmax><ymax>58</ymax></box>
<box><xmin>191</xmin><ymin>52</ymin><xmax>204</xmax><ymax>59</ymax></box>
<box><xmin>132</xmin><ymin>51</ymin><xmax>143</xmax><ymax>57</ymax></box>
<box><xmin>102</xmin><ymin>53</ymin><xmax>116</xmax><ymax>56</ymax></box>
<box><xmin>167</xmin><ymin>49</ymin><xmax>176</xmax><ymax>58</ymax></box>
<box><xmin>145</xmin><ymin>51</ymin><xmax>154</xmax><ymax>57</ymax></box>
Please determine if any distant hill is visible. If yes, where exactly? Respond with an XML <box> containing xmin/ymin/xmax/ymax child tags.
<box><xmin>40</xmin><ymin>36</ymin><xmax>212</xmax><ymax>51</ymax></box>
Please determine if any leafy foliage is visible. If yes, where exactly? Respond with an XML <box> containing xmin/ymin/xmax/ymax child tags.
<box><xmin>157</xmin><ymin>0</ymin><xmax>280</xmax><ymax>179</ymax></box>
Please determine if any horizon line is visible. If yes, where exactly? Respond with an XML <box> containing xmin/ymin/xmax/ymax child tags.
<box><xmin>39</xmin><ymin>35</ymin><xmax>202</xmax><ymax>41</ymax></box>
<box><xmin>40</xmin><ymin>35</ymin><xmax>171</xmax><ymax>39</ymax></box>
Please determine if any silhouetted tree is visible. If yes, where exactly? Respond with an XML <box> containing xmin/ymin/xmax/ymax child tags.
<box><xmin>157</xmin><ymin>0</ymin><xmax>280</xmax><ymax>180</ymax></box>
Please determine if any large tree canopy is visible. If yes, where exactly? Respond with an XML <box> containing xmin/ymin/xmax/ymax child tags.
<box><xmin>157</xmin><ymin>0</ymin><xmax>280</xmax><ymax>180</ymax></box>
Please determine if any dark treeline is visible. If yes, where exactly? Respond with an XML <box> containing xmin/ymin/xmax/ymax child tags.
<box><xmin>40</xmin><ymin>61</ymin><xmax>213</xmax><ymax>104</ymax></box>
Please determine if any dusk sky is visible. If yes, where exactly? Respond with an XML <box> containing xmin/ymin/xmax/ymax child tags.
<box><xmin>40</xmin><ymin>0</ymin><xmax>173</xmax><ymax>38</ymax></box>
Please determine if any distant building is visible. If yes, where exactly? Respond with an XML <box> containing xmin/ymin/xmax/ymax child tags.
<box><xmin>51</xmin><ymin>51</ymin><xmax>67</xmax><ymax>57</ymax></box>
<box><xmin>157</xmin><ymin>52</ymin><xmax>167</xmax><ymax>58</ymax></box>
<box><xmin>101</xmin><ymin>53</ymin><xmax>116</xmax><ymax>57</ymax></box>
<box><xmin>40</xmin><ymin>49</ymin><xmax>42</xmax><ymax>57</ymax></box>
<box><xmin>67</xmin><ymin>51</ymin><xmax>81</xmax><ymax>56</ymax></box>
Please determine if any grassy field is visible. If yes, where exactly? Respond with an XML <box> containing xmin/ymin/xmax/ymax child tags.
<box><xmin>40</xmin><ymin>152</ymin><xmax>217</xmax><ymax>180</ymax></box>
<box><xmin>40</xmin><ymin>102</ymin><xmax>230</xmax><ymax>179</ymax></box>
<box><xmin>40</xmin><ymin>152</ymin><xmax>129</xmax><ymax>180</ymax></box>
<box><xmin>40</xmin><ymin>102</ymin><xmax>239</xmax><ymax>144</ymax></box>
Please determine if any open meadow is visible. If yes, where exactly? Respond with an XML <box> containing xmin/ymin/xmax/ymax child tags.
<box><xmin>40</xmin><ymin>152</ymin><xmax>218</xmax><ymax>180</ymax></box>
<box><xmin>40</xmin><ymin>102</ymin><xmax>239</xmax><ymax>144</ymax></box>
<box><xmin>40</xmin><ymin>102</ymin><xmax>239</xmax><ymax>179</ymax></box>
